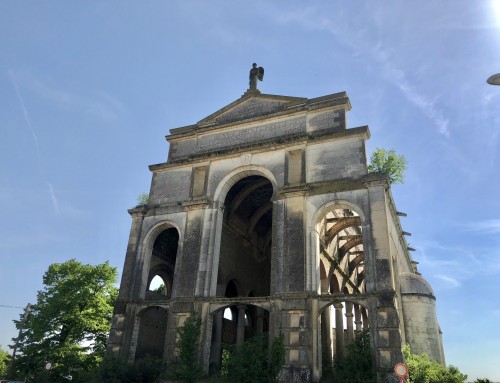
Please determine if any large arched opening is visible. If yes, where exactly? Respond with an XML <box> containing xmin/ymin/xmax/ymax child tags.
<box><xmin>315</xmin><ymin>205</ymin><xmax>370</xmax><ymax>377</ymax></box>
<box><xmin>135</xmin><ymin>306</ymin><xmax>169</xmax><ymax>361</ymax></box>
<box><xmin>216</xmin><ymin>175</ymin><xmax>273</xmax><ymax>297</ymax></box>
<box><xmin>318</xmin><ymin>299</ymin><xmax>370</xmax><ymax>379</ymax></box>
<box><xmin>145</xmin><ymin>227</ymin><xmax>179</xmax><ymax>300</ymax></box>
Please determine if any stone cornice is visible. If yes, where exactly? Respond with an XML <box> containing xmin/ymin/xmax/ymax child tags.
<box><xmin>150</xmin><ymin>126</ymin><xmax>369</xmax><ymax>172</ymax></box>
<box><xmin>128</xmin><ymin>205</ymin><xmax>147</xmax><ymax>218</ymax></box>
<box><xmin>167</xmin><ymin>91</ymin><xmax>351</xmax><ymax>141</ymax></box>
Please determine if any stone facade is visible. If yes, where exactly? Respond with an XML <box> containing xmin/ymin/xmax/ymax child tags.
<box><xmin>108</xmin><ymin>88</ymin><xmax>444</xmax><ymax>382</ymax></box>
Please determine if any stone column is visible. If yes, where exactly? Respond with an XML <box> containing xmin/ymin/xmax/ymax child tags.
<box><xmin>255</xmin><ymin>307</ymin><xmax>264</xmax><ymax>334</ymax></box>
<box><xmin>236</xmin><ymin>305</ymin><xmax>246</xmax><ymax>345</ymax></box>
<box><xmin>365</xmin><ymin>181</ymin><xmax>405</xmax><ymax>375</ymax></box>
<box><xmin>345</xmin><ymin>301</ymin><xmax>354</xmax><ymax>345</ymax></box>
<box><xmin>172</xmin><ymin>206</ymin><xmax>204</xmax><ymax>298</ymax></box>
<box><xmin>354</xmin><ymin>304</ymin><xmax>362</xmax><ymax>334</ymax></box>
<box><xmin>119</xmin><ymin>206</ymin><xmax>147</xmax><ymax>301</ymax></box>
<box><xmin>209</xmin><ymin>311</ymin><xmax>223</xmax><ymax>369</ymax></box>
<box><xmin>334</xmin><ymin>303</ymin><xmax>344</xmax><ymax>359</ymax></box>
<box><xmin>361</xmin><ymin>307</ymin><xmax>369</xmax><ymax>329</ymax></box>
<box><xmin>321</xmin><ymin>307</ymin><xmax>333</xmax><ymax>370</ymax></box>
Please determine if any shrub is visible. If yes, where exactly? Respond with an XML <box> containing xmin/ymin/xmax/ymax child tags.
<box><xmin>333</xmin><ymin>330</ymin><xmax>375</xmax><ymax>383</ymax></box>
<box><xmin>89</xmin><ymin>354</ymin><xmax>163</xmax><ymax>383</ymax></box>
<box><xmin>136</xmin><ymin>193</ymin><xmax>149</xmax><ymax>206</ymax></box>
<box><xmin>168</xmin><ymin>314</ymin><xmax>204</xmax><ymax>383</ymax></box>
<box><xmin>403</xmin><ymin>344</ymin><xmax>467</xmax><ymax>383</ymax></box>
<box><xmin>225</xmin><ymin>333</ymin><xmax>285</xmax><ymax>383</ymax></box>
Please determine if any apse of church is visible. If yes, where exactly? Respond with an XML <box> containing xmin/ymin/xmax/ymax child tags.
<box><xmin>107</xmin><ymin>65</ymin><xmax>444</xmax><ymax>382</ymax></box>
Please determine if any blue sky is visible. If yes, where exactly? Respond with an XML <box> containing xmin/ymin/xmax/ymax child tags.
<box><xmin>2</xmin><ymin>1</ymin><xmax>500</xmax><ymax>381</ymax></box>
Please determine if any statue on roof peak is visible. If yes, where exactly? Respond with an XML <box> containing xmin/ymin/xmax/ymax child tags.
<box><xmin>249</xmin><ymin>63</ymin><xmax>264</xmax><ymax>91</ymax></box>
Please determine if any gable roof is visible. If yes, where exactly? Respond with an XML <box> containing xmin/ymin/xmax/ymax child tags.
<box><xmin>197</xmin><ymin>91</ymin><xmax>307</xmax><ymax>126</ymax></box>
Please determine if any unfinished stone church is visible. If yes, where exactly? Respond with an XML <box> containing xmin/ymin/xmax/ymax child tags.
<box><xmin>108</xmin><ymin>67</ymin><xmax>445</xmax><ymax>382</ymax></box>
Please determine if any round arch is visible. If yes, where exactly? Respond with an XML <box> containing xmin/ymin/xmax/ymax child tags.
<box><xmin>317</xmin><ymin>298</ymin><xmax>369</xmax><ymax>316</ymax></box>
<box><xmin>311</xmin><ymin>199</ymin><xmax>367</xmax><ymax>228</ymax></box>
<box><xmin>209</xmin><ymin>302</ymin><xmax>271</xmax><ymax>316</ymax></box>
<box><xmin>309</xmin><ymin>199</ymin><xmax>367</xmax><ymax>296</ymax></box>
<box><xmin>136</xmin><ymin>304</ymin><xmax>170</xmax><ymax>317</ymax></box>
<box><xmin>139</xmin><ymin>220</ymin><xmax>182</xmax><ymax>300</ymax></box>
<box><xmin>147</xmin><ymin>267</ymin><xmax>173</xmax><ymax>297</ymax></box>
<box><xmin>142</xmin><ymin>220</ymin><xmax>183</xmax><ymax>250</ymax></box>
<box><xmin>212</xmin><ymin>165</ymin><xmax>278</xmax><ymax>205</ymax></box>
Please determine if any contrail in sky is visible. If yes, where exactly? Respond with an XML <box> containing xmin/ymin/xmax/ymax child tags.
<box><xmin>8</xmin><ymin>70</ymin><xmax>61</xmax><ymax>215</ymax></box>
<box><xmin>8</xmin><ymin>70</ymin><xmax>42</xmax><ymax>159</ymax></box>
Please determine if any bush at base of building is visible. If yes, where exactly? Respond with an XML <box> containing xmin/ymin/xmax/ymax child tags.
<box><xmin>220</xmin><ymin>333</ymin><xmax>285</xmax><ymax>383</ymax></box>
<box><xmin>331</xmin><ymin>330</ymin><xmax>376</xmax><ymax>383</ymax></box>
<box><xmin>403</xmin><ymin>344</ymin><xmax>467</xmax><ymax>383</ymax></box>
<box><xmin>86</xmin><ymin>355</ymin><xmax>164</xmax><ymax>383</ymax></box>
<box><xmin>167</xmin><ymin>315</ymin><xmax>204</xmax><ymax>383</ymax></box>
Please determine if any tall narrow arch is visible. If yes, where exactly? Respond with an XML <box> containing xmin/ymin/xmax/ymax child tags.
<box><xmin>315</xmin><ymin>205</ymin><xmax>366</xmax><ymax>295</ymax></box>
<box><xmin>143</xmin><ymin>225</ymin><xmax>180</xmax><ymax>300</ymax></box>
<box><xmin>135</xmin><ymin>306</ymin><xmax>168</xmax><ymax>361</ymax></box>
<box><xmin>215</xmin><ymin>174</ymin><xmax>274</xmax><ymax>297</ymax></box>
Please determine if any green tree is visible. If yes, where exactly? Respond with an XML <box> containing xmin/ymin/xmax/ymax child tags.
<box><xmin>227</xmin><ymin>335</ymin><xmax>268</xmax><ymax>383</ymax></box>
<box><xmin>333</xmin><ymin>330</ymin><xmax>375</xmax><ymax>383</ymax></box>
<box><xmin>153</xmin><ymin>283</ymin><xmax>165</xmax><ymax>294</ymax></box>
<box><xmin>368</xmin><ymin>148</ymin><xmax>408</xmax><ymax>185</ymax></box>
<box><xmin>0</xmin><ymin>346</ymin><xmax>10</xmax><ymax>378</ymax></box>
<box><xmin>168</xmin><ymin>314</ymin><xmax>204</xmax><ymax>383</ymax></box>
<box><xmin>12</xmin><ymin>259</ymin><xmax>118</xmax><ymax>382</ymax></box>
<box><xmin>403</xmin><ymin>344</ymin><xmax>467</xmax><ymax>383</ymax></box>
<box><xmin>473</xmin><ymin>379</ymin><xmax>492</xmax><ymax>383</ymax></box>
<box><xmin>269</xmin><ymin>332</ymin><xmax>286</xmax><ymax>383</ymax></box>
<box><xmin>224</xmin><ymin>333</ymin><xmax>285</xmax><ymax>383</ymax></box>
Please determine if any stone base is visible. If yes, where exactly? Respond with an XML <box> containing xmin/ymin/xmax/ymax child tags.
<box><xmin>278</xmin><ymin>366</ymin><xmax>312</xmax><ymax>383</ymax></box>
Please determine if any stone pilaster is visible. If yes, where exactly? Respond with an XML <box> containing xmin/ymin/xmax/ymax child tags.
<box><xmin>173</xmin><ymin>204</ymin><xmax>205</xmax><ymax>298</ymax></box>
<box><xmin>108</xmin><ymin>206</ymin><xmax>147</xmax><ymax>356</ymax></box>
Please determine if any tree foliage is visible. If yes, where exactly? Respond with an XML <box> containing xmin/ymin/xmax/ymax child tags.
<box><xmin>0</xmin><ymin>346</ymin><xmax>10</xmax><ymax>378</ymax></box>
<box><xmin>225</xmin><ymin>333</ymin><xmax>285</xmax><ymax>383</ymax></box>
<box><xmin>88</xmin><ymin>354</ymin><xmax>164</xmax><ymax>383</ymax></box>
<box><xmin>227</xmin><ymin>335</ymin><xmax>268</xmax><ymax>383</ymax></box>
<box><xmin>153</xmin><ymin>283</ymin><xmax>165</xmax><ymax>294</ymax></box>
<box><xmin>168</xmin><ymin>314</ymin><xmax>204</xmax><ymax>383</ymax></box>
<box><xmin>269</xmin><ymin>332</ymin><xmax>286</xmax><ymax>383</ymax></box>
<box><xmin>368</xmin><ymin>148</ymin><xmax>408</xmax><ymax>185</ymax></box>
<box><xmin>332</xmin><ymin>330</ymin><xmax>375</xmax><ymax>383</ymax></box>
<box><xmin>403</xmin><ymin>344</ymin><xmax>467</xmax><ymax>383</ymax></box>
<box><xmin>12</xmin><ymin>259</ymin><xmax>118</xmax><ymax>382</ymax></box>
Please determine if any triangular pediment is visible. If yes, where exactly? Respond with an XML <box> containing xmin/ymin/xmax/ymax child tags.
<box><xmin>198</xmin><ymin>92</ymin><xmax>307</xmax><ymax>126</ymax></box>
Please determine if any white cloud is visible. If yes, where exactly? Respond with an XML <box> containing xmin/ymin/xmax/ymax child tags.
<box><xmin>13</xmin><ymin>71</ymin><xmax>124</xmax><ymax>122</ymax></box>
<box><xmin>412</xmin><ymin>240</ymin><xmax>482</xmax><ymax>288</ymax></box>
<box><xmin>435</xmin><ymin>274</ymin><xmax>461</xmax><ymax>288</ymax></box>
<box><xmin>267</xmin><ymin>5</ymin><xmax>451</xmax><ymax>138</ymax></box>
<box><xmin>460</xmin><ymin>219</ymin><xmax>500</xmax><ymax>234</ymax></box>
